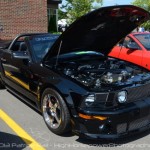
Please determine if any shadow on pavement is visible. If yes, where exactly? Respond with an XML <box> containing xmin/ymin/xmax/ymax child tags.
<box><xmin>7</xmin><ymin>89</ymin><xmax>41</xmax><ymax>115</ymax></box>
<box><xmin>76</xmin><ymin>130</ymin><xmax>150</xmax><ymax>147</ymax></box>
<box><xmin>0</xmin><ymin>131</ymin><xmax>32</xmax><ymax>149</ymax></box>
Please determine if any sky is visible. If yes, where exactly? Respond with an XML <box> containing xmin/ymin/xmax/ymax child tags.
<box><xmin>61</xmin><ymin>0</ymin><xmax>135</xmax><ymax>8</ymax></box>
<box><xmin>102</xmin><ymin>0</ymin><xmax>134</xmax><ymax>6</ymax></box>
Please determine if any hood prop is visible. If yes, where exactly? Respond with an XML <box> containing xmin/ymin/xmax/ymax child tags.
<box><xmin>55</xmin><ymin>40</ymin><xmax>62</xmax><ymax>68</ymax></box>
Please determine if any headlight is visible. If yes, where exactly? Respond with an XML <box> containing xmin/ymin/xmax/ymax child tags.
<box><xmin>118</xmin><ymin>91</ymin><xmax>127</xmax><ymax>103</ymax></box>
<box><xmin>84</xmin><ymin>94</ymin><xmax>95</xmax><ymax>106</ymax></box>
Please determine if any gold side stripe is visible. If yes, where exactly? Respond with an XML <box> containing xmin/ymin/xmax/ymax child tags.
<box><xmin>5</xmin><ymin>71</ymin><xmax>29</xmax><ymax>90</ymax></box>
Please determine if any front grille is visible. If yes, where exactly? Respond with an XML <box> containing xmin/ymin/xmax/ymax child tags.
<box><xmin>127</xmin><ymin>83</ymin><xmax>150</xmax><ymax>102</ymax></box>
<box><xmin>117</xmin><ymin>115</ymin><xmax>150</xmax><ymax>134</ymax></box>
<box><xmin>94</xmin><ymin>93</ymin><xmax>109</xmax><ymax>106</ymax></box>
<box><xmin>95</xmin><ymin>93</ymin><xmax>108</xmax><ymax>103</ymax></box>
<box><xmin>87</xmin><ymin>93</ymin><xmax>108</xmax><ymax>107</ymax></box>
<box><xmin>117</xmin><ymin>123</ymin><xmax>127</xmax><ymax>134</ymax></box>
<box><xmin>129</xmin><ymin>115</ymin><xmax>150</xmax><ymax>131</ymax></box>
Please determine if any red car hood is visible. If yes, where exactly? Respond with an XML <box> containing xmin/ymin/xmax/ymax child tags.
<box><xmin>44</xmin><ymin>5</ymin><xmax>150</xmax><ymax>61</ymax></box>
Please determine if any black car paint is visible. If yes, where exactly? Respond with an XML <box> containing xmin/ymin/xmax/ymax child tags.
<box><xmin>0</xmin><ymin>33</ymin><xmax>87</xmax><ymax>110</ymax></box>
<box><xmin>0</xmin><ymin>5</ymin><xmax>150</xmax><ymax>139</ymax></box>
<box><xmin>77</xmin><ymin>97</ymin><xmax>150</xmax><ymax>139</ymax></box>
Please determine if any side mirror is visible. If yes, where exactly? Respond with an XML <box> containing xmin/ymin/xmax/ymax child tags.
<box><xmin>127</xmin><ymin>42</ymin><xmax>139</xmax><ymax>50</ymax></box>
<box><xmin>12</xmin><ymin>51</ymin><xmax>30</xmax><ymax>59</ymax></box>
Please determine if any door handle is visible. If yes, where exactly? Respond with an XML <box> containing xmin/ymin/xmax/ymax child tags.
<box><xmin>1</xmin><ymin>58</ymin><xmax>6</xmax><ymax>62</ymax></box>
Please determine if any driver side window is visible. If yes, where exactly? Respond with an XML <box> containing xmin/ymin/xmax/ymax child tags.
<box><xmin>11</xmin><ymin>37</ymin><xmax>28</xmax><ymax>52</ymax></box>
<box><xmin>123</xmin><ymin>37</ymin><xmax>140</xmax><ymax>49</ymax></box>
<box><xmin>18</xmin><ymin>42</ymin><xmax>27</xmax><ymax>52</ymax></box>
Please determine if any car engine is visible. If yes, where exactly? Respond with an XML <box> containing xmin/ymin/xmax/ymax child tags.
<box><xmin>56</xmin><ymin>57</ymin><xmax>150</xmax><ymax>91</ymax></box>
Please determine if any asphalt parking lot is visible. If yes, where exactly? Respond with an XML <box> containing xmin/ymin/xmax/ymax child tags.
<box><xmin>0</xmin><ymin>89</ymin><xmax>150</xmax><ymax>150</ymax></box>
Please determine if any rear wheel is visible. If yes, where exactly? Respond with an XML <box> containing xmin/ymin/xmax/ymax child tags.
<box><xmin>41</xmin><ymin>88</ymin><xmax>71</xmax><ymax>135</ymax></box>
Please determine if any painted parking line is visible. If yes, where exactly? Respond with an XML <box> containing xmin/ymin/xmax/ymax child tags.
<box><xmin>0</xmin><ymin>109</ymin><xmax>45</xmax><ymax>150</ymax></box>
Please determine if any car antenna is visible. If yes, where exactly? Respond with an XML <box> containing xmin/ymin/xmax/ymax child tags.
<box><xmin>55</xmin><ymin>40</ymin><xmax>62</xmax><ymax>68</ymax></box>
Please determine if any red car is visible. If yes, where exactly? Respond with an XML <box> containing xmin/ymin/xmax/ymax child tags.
<box><xmin>109</xmin><ymin>32</ymin><xmax>150</xmax><ymax>70</ymax></box>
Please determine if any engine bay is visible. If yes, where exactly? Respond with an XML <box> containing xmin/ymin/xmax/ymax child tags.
<box><xmin>55</xmin><ymin>54</ymin><xmax>150</xmax><ymax>91</ymax></box>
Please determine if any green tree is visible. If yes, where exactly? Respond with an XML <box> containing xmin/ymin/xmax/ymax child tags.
<box><xmin>59</xmin><ymin>0</ymin><xmax>103</xmax><ymax>24</ymax></box>
<box><xmin>132</xmin><ymin>0</ymin><xmax>150</xmax><ymax>30</ymax></box>
<box><xmin>58</xmin><ymin>9</ymin><xmax>67</xmax><ymax>20</ymax></box>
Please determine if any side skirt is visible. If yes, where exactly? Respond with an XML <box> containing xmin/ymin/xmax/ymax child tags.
<box><xmin>6</xmin><ymin>85</ymin><xmax>41</xmax><ymax>113</ymax></box>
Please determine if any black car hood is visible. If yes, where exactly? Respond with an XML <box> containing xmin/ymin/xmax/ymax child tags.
<box><xmin>44</xmin><ymin>5</ymin><xmax>150</xmax><ymax>61</ymax></box>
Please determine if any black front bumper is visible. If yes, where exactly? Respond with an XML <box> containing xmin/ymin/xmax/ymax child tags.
<box><xmin>72</xmin><ymin>97</ymin><xmax>150</xmax><ymax>139</ymax></box>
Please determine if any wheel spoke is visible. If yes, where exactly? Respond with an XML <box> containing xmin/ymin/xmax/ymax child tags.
<box><xmin>47</xmin><ymin>94</ymin><xmax>54</xmax><ymax>108</ymax></box>
<box><xmin>53</xmin><ymin>102</ymin><xmax>60</xmax><ymax>111</ymax></box>
<box><xmin>50</xmin><ymin>116</ymin><xmax>55</xmax><ymax>127</ymax></box>
<box><xmin>53</xmin><ymin>113</ymin><xmax>61</xmax><ymax>124</ymax></box>
<box><xmin>43</xmin><ymin>93</ymin><xmax>62</xmax><ymax>129</ymax></box>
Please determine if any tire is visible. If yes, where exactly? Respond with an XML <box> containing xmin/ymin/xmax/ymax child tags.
<box><xmin>0</xmin><ymin>76</ymin><xmax>5</xmax><ymax>89</ymax></box>
<box><xmin>41</xmin><ymin>88</ymin><xmax>71</xmax><ymax>135</ymax></box>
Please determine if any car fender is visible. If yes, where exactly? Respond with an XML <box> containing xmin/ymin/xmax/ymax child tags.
<box><xmin>38</xmin><ymin>76</ymin><xmax>89</xmax><ymax>116</ymax></box>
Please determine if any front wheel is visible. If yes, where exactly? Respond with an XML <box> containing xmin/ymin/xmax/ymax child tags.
<box><xmin>41</xmin><ymin>88</ymin><xmax>71</xmax><ymax>135</ymax></box>
<box><xmin>0</xmin><ymin>76</ymin><xmax>5</xmax><ymax>89</ymax></box>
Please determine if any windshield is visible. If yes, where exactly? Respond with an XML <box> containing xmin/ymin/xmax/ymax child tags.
<box><xmin>28</xmin><ymin>34</ymin><xmax>59</xmax><ymax>61</ymax></box>
<box><xmin>134</xmin><ymin>33</ymin><xmax>150</xmax><ymax>50</ymax></box>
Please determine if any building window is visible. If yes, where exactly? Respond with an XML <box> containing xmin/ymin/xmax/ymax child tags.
<box><xmin>47</xmin><ymin>8</ymin><xmax>58</xmax><ymax>33</ymax></box>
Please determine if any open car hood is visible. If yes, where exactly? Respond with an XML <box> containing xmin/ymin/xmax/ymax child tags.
<box><xmin>44</xmin><ymin>5</ymin><xmax>150</xmax><ymax>61</ymax></box>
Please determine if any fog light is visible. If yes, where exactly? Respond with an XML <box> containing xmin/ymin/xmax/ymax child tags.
<box><xmin>118</xmin><ymin>91</ymin><xmax>127</xmax><ymax>103</ymax></box>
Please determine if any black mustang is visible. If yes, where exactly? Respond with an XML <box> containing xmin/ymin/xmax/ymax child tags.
<box><xmin>0</xmin><ymin>5</ymin><xmax>150</xmax><ymax>139</ymax></box>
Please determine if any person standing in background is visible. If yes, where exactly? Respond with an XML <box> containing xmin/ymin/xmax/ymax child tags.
<box><xmin>139</xmin><ymin>26</ymin><xmax>145</xmax><ymax>32</ymax></box>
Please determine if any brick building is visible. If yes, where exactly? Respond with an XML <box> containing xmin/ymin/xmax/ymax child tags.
<box><xmin>0</xmin><ymin>0</ymin><xmax>61</xmax><ymax>40</ymax></box>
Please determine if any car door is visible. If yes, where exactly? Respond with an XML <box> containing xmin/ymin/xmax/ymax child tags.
<box><xmin>109</xmin><ymin>42</ymin><xmax>123</xmax><ymax>58</ymax></box>
<box><xmin>0</xmin><ymin>39</ymin><xmax>21</xmax><ymax>86</ymax></box>
<box><xmin>118</xmin><ymin>36</ymin><xmax>143</xmax><ymax>66</ymax></box>
<box><xmin>141</xmin><ymin>50</ymin><xmax>150</xmax><ymax>70</ymax></box>
<box><xmin>132</xmin><ymin>33</ymin><xmax>150</xmax><ymax>70</ymax></box>
<box><xmin>1</xmin><ymin>36</ymin><xmax>37</xmax><ymax>102</ymax></box>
